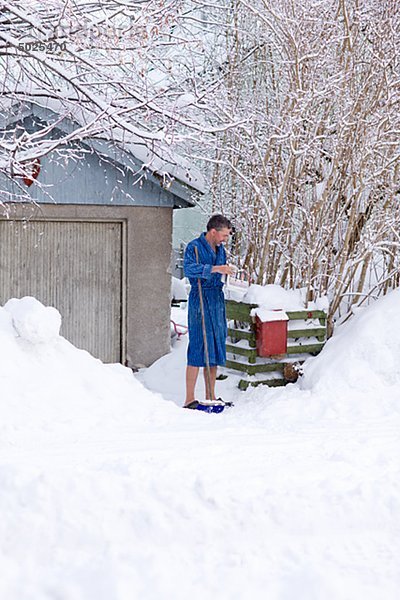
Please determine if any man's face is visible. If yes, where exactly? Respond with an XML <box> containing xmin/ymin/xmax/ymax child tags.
<box><xmin>211</xmin><ymin>227</ymin><xmax>231</xmax><ymax>245</ymax></box>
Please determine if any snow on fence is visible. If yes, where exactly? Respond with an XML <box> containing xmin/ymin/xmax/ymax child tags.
<box><xmin>225</xmin><ymin>299</ymin><xmax>327</xmax><ymax>390</ymax></box>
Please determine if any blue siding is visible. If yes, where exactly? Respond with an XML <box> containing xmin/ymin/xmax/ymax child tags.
<box><xmin>1</xmin><ymin>114</ymin><xmax>198</xmax><ymax>208</ymax></box>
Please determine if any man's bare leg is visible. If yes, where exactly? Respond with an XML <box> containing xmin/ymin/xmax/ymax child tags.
<box><xmin>185</xmin><ymin>366</ymin><xmax>200</xmax><ymax>406</ymax></box>
<box><xmin>203</xmin><ymin>366</ymin><xmax>217</xmax><ymax>401</ymax></box>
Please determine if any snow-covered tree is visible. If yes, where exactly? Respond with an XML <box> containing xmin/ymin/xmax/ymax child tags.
<box><xmin>0</xmin><ymin>0</ymin><xmax>235</xmax><ymax>207</ymax></box>
<box><xmin>2</xmin><ymin>0</ymin><xmax>399</xmax><ymax>328</ymax></box>
<box><xmin>194</xmin><ymin>0</ymin><xmax>400</xmax><ymax>328</ymax></box>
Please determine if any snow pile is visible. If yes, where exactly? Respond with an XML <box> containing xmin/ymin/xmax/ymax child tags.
<box><xmin>242</xmin><ymin>283</ymin><xmax>329</xmax><ymax>312</ymax></box>
<box><xmin>171</xmin><ymin>276</ymin><xmax>188</xmax><ymax>301</ymax></box>
<box><xmin>1</xmin><ymin>295</ymin><xmax>400</xmax><ymax>599</ymax></box>
<box><xmin>302</xmin><ymin>287</ymin><xmax>400</xmax><ymax>397</ymax></box>
<box><xmin>0</xmin><ymin>297</ymin><xmax>178</xmax><ymax>446</ymax></box>
<box><xmin>4</xmin><ymin>296</ymin><xmax>61</xmax><ymax>343</ymax></box>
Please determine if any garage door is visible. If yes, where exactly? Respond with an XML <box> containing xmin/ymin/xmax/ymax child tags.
<box><xmin>0</xmin><ymin>219</ymin><xmax>124</xmax><ymax>363</ymax></box>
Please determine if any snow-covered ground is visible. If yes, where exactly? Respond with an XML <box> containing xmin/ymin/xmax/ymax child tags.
<box><xmin>1</xmin><ymin>294</ymin><xmax>400</xmax><ymax>599</ymax></box>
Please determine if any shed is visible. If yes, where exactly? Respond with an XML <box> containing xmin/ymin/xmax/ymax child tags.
<box><xmin>0</xmin><ymin>101</ymin><xmax>204</xmax><ymax>368</ymax></box>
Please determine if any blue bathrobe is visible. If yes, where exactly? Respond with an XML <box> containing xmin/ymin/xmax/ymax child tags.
<box><xmin>184</xmin><ymin>232</ymin><xmax>227</xmax><ymax>367</ymax></box>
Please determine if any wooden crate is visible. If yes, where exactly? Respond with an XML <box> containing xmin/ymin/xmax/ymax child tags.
<box><xmin>225</xmin><ymin>299</ymin><xmax>327</xmax><ymax>390</ymax></box>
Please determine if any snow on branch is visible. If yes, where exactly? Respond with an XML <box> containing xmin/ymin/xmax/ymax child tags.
<box><xmin>0</xmin><ymin>0</ymin><xmax>239</xmax><ymax>204</ymax></box>
<box><xmin>194</xmin><ymin>0</ymin><xmax>400</xmax><ymax>327</ymax></box>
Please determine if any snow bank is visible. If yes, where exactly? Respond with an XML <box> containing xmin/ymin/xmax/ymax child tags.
<box><xmin>1</xmin><ymin>295</ymin><xmax>400</xmax><ymax>600</ymax></box>
<box><xmin>0</xmin><ymin>297</ymin><xmax>179</xmax><ymax>447</ymax></box>
<box><xmin>302</xmin><ymin>287</ymin><xmax>400</xmax><ymax>397</ymax></box>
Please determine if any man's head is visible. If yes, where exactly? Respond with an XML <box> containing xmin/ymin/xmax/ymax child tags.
<box><xmin>206</xmin><ymin>214</ymin><xmax>232</xmax><ymax>246</ymax></box>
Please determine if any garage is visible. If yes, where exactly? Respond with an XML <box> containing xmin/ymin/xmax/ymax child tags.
<box><xmin>0</xmin><ymin>102</ymin><xmax>204</xmax><ymax>367</ymax></box>
<box><xmin>0</xmin><ymin>218</ymin><xmax>124</xmax><ymax>363</ymax></box>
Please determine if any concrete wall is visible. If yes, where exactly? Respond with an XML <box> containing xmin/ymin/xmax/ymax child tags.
<box><xmin>126</xmin><ymin>205</ymin><xmax>173</xmax><ymax>368</ymax></box>
<box><xmin>2</xmin><ymin>203</ymin><xmax>173</xmax><ymax>368</ymax></box>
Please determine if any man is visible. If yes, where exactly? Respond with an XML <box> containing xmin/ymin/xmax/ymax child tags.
<box><xmin>183</xmin><ymin>214</ymin><xmax>234</xmax><ymax>408</ymax></box>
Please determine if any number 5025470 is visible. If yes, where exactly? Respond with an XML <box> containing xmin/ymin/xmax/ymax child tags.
<box><xmin>18</xmin><ymin>41</ymin><xmax>67</xmax><ymax>53</ymax></box>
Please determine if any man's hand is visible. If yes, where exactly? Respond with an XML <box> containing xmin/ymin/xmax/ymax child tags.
<box><xmin>212</xmin><ymin>264</ymin><xmax>236</xmax><ymax>275</ymax></box>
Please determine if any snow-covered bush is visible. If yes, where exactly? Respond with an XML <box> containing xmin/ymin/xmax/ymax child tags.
<box><xmin>200</xmin><ymin>0</ymin><xmax>400</xmax><ymax>328</ymax></box>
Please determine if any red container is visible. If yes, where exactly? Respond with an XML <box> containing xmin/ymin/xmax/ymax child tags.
<box><xmin>256</xmin><ymin>315</ymin><xmax>288</xmax><ymax>357</ymax></box>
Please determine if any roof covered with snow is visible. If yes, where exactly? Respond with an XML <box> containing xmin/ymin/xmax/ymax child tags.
<box><xmin>2</xmin><ymin>94</ymin><xmax>206</xmax><ymax>206</ymax></box>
